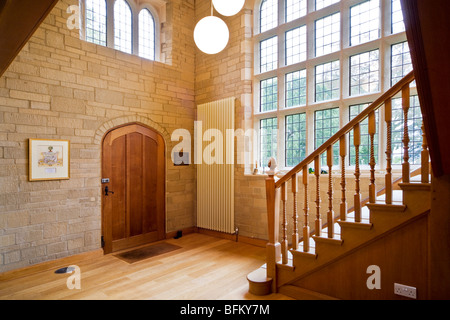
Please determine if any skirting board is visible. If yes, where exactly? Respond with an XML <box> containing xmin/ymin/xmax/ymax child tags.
<box><xmin>0</xmin><ymin>249</ymin><xmax>104</xmax><ymax>281</ymax></box>
<box><xmin>167</xmin><ymin>227</ymin><xmax>267</xmax><ymax>248</ymax></box>
<box><xmin>0</xmin><ymin>228</ymin><xmax>267</xmax><ymax>280</ymax></box>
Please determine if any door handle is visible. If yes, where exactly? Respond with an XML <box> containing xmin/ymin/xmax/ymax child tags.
<box><xmin>105</xmin><ymin>186</ymin><xmax>115</xmax><ymax>196</ymax></box>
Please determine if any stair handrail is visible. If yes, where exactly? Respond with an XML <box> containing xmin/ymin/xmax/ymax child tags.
<box><xmin>264</xmin><ymin>71</ymin><xmax>420</xmax><ymax>294</ymax></box>
<box><xmin>275</xmin><ymin>70</ymin><xmax>415</xmax><ymax>189</ymax></box>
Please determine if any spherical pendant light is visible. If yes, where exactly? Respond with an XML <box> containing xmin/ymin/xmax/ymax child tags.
<box><xmin>194</xmin><ymin>16</ymin><xmax>230</xmax><ymax>55</ymax></box>
<box><xmin>212</xmin><ymin>0</ymin><xmax>245</xmax><ymax>16</ymax></box>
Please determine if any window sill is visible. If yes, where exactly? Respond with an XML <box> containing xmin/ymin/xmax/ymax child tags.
<box><xmin>244</xmin><ymin>167</ymin><xmax>409</xmax><ymax>179</ymax></box>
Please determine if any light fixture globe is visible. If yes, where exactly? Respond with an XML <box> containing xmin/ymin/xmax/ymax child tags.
<box><xmin>194</xmin><ymin>16</ymin><xmax>230</xmax><ymax>55</ymax></box>
<box><xmin>212</xmin><ymin>0</ymin><xmax>245</xmax><ymax>16</ymax></box>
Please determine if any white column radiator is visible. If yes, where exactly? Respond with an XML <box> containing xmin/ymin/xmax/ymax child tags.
<box><xmin>196</xmin><ymin>97</ymin><xmax>235</xmax><ymax>234</ymax></box>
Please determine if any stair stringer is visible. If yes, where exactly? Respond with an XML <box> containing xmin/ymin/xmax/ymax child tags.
<box><xmin>280</xmin><ymin>210</ymin><xmax>430</xmax><ymax>300</ymax></box>
<box><xmin>276</xmin><ymin>186</ymin><xmax>431</xmax><ymax>291</ymax></box>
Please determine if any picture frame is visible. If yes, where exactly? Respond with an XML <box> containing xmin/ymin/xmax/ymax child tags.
<box><xmin>29</xmin><ymin>139</ymin><xmax>70</xmax><ymax>181</ymax></box>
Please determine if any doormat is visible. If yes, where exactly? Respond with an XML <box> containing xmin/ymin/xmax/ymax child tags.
<box><xmin>114</xmin><ymin>242</ymin><xmax>182</xmax><ymax>264</ymax></box>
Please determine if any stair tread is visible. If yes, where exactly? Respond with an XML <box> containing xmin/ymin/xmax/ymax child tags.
<box><xmin>399</xmin><ymin>181</ymin><xmax>432</xmax><ymax>191</ymax></box>
<box><xmin>293</xmin><ymin>187</ymin><xmax>408</xmax><ymax>258</ymax></box>
<box><xmin>369</xmin><ymin>191</ymin><xmax>406</xmax><ymax>210</ymax></box>
<box><xmin>371</xmin><ymin>200</ymin><xmax>404</xmax><ymax>205</ymax></box>
<box><xmin>339</xmin><ymin>217</ymin><xmax>371</xmax><ymax>224</ymax></box>
<box><xmin>279</xmin><ymin>285</ymin><xmax>339</xmax><ymax>300</ymax></box>
<box><xmin>320</xmin><ymin>229</ymin><xmax>341</xmax><ymax>237</ymax></box>
<box><xmin>376</xmin><ymin>190</ymin><xmax>403</xmax><ymax>202</ymax></box>
<box><xmin>298</xmin><ymin>239</ymin><xmax>315</xmax><ymax>249</ymax></box>
<box><xmin>312</xmin><ymin>235</ymin><xmax>344</xmax><ymax>245</ymax></box>
<box><xmin>338</xmin><ymin>219</ymin><xmax>373</xmax><ymax>229</ymax></box>
<box><xmin>277</xmin><ymin>170</ymin><xmax>431</xmax><ymax>289</ymax></box>
<box><xmin>247</xmin><ymin>266</ymin><xmax>271</xmax><ymax>283</ymax></box>
<box><xmin>247</xmin><ymin>266</ymin><xmax>273</xmax><ymax>296</ymax></box>
<box><xmin>347</xmin><ymin>206</ymin><xmax>371</xmax><ymax>220</ymax></box>
<box><xmin>410</xmin><ymin>175</ymin><xmax>431</xmax><ymax>183</ymax></box>
<box><xmin>367</xmin><ymin>202</ymin><xmax>407</xmax><ymax>212</ymax></box>
<box><xmin>313</xmin><ymin>232</ymin><xmax>342</xmax><ymax>240</ymax></box>
<box><xmin>291</xmin><ymin>244</ymin><xmax>317</xmax><ymax>257</ymax></box>
<box><xmin>400</xmin><ymin>181</ymin><xmax>431</xmax><ymax>186</ymax></box>
<box><xmin>277</xmin><ymin>259</ymin><xmax>294</xmax><ymax>270</ymax></box>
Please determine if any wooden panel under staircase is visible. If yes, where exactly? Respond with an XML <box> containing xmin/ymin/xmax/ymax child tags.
<box><xmin>247</xmin><ymin>72</ymin><xmax>433</xmax><ymax>300</ymax></box>
<box><xmin>0</xmin><ymin>0</ymin><xmax>59</xmax><ymax>77</ymax></box>
<box><xmin>283</xmin><ymin>210</ymin><xmax>429</xmax><ymax>300</ymax></box>
<box><xmin>400</xmin><ymin>0</ymin><xmax>450</xmax><ymax>177</ymax></box>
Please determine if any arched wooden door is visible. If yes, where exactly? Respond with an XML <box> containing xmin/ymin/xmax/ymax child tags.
<box><xmin>102</xmin><ymin>123</ymin><xmax>165</xmax><ymax>254</ymax></box>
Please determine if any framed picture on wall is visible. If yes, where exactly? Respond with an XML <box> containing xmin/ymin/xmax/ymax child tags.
<box><xmin>29</xmin><ymin>139</ymin><xmax>70</xmax><ymax>181</ymax></box>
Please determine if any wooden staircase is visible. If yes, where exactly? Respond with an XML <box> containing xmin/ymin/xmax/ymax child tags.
<box><xmin>0</xmin><ymin>0</ymin><xmax>59</xmax><ymax>77</ymax></box>
<box><xmin>247</xmin><ymin>71</ymin><xmax>433</xmax><ymax>300</ymax></box>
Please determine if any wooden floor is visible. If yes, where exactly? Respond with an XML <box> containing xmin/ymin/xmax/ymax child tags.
<box><xmin>0</xmin><ymin>233</ymin><xmax>292</xmax><ymax>300</ymax></box>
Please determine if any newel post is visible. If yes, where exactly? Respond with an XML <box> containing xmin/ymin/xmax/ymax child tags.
<box><xmin>265</xmin><ymin>158</ymin><xmax>280</xmax><ymax>292</ymax></box>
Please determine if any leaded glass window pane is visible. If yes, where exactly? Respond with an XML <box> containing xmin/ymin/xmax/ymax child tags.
<box><xmin>139</xmin><ymin>9</ymin><xmax>155</xmax><ymax>60</ymax></box>
<box><xmin>114</xmin><ymin>0</ymin><xmax>133</xmax><ymax>54</ymax></box>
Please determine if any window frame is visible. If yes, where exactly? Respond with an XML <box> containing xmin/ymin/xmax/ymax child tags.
<box><xmin>285</xmin><ymin>112</ymin><xmax>307</xmax><ymax>167</ymax></box>
<box><xmin>314</xmin><ymin>107</ymin><xmax>340</xmax><ymax>165</ymax></box>
<box><xmin>84</xmin><ymin>0</ymin><xmax>108</xmax><ymax>46</ymax></box>
<box><xmin>314</xmin><ymin>11</ymin><xmax>341</xmax><ymax>58</ymax></box>
<box><xmin>114</xmin><ymin>0</ymin><xmax>133</xmax><ymax>54</ymax></box>
<box><xmin>316</xmin><ymin>0</ymin><xmax>340</xmax><ymax>11</ymax></box>
<box><xmin>286</xmin><ymin>0</ymin><xmax>307</xmax><ymax>23</ymax></box>
<box><xmin>348</xmin><ymin>103</ymin><xmax>379</xmax><ymax>167</ymax></box>
<box><xmin>79</xmin><ymin>0</ymin><xmax>162</xmax><ymax>62</ymax></box>
<box><xmin>260</xmin><ymin>0</ymin><xmax>278</xmax><ymax>33</ymax></box>
<box><xmin>285</xmin><ymin>25</ymin><xmax>307</xmax><ymax>66</ymax></box>
<box><xmin>251</xmin><ymin>0</ymin><xmax>414</xmax><ymax>173</ymax></box>
<box><xmin>138</xmin><ymin>8</ymin><xmax>156</xmax><ymax>61</ymax></box>
<box><xmin>349</xmin><ymin>49</ymin><xmax>380</xmax><ymax>97</ymax></box>
<box><xmin>285</xmin><ymin>69</ymin><xmax>307</xmax><ymax>108</ymax></box>
<box><xmin>391</xmin><ymin>41</ymin><xmax>412</xmax><ymax>87</ymax></box>
<box><xmin>260</xmin><ymin>117</ymin><xmax>279</xmax><ymax>169</ymax></box>
<box><xmin>349</xmin><ymin>0</ymin><xmax>381</xmax><ymax>47</ymax></box>
<box><xmin>391</xmin><ymin>0</ymin><xmax>405</xmax><ymax>34</ymax></box>
<box><xmin>260</xmin><ymin>36</ymin><xmax>279</xmax><ymax>73</ymax></box>
<box><xmin>315</xmin><ymin>60</ymin><xmax>341</xmax><ymax>102</ymax></box>
<box><xmin>260</xmin><ymin>77</ymin><xmax>279</xmax><ymax>113</ymax></box>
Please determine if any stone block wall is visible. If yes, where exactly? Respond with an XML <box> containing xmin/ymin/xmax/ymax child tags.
<box><xmin>0</xmin><ymin>0</ymin><xmax>197</xmax><ymax>272</ymax></box>
<box><xmin>195</xmin><ymin>0</ymin><xmax>257</xmax><ymax>239</ymax></box>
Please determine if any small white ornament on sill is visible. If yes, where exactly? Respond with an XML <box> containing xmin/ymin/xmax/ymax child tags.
<box><xmin>253</xmin><ymin>161</ymin><xmax>258</xmax><ymax>175</ymax></box>
<box><xmin>266</xmin><ymin>157</ymin><xmax>277</xmax><ymax>176</ymax></box>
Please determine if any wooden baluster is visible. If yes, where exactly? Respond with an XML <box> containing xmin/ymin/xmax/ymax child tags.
<box><xmin>327</xmin><ymin>146</ymin><xmax>334</xmax><ymax>238</ymax></box>
<box><xmin>402</xmin><ymin>84</ymin><xmax>411</xmax><ymax>183</ymax></box>
<box><xmin>421</xmin><ymin>121</ymin><xmax>430</xmax><ymax>183</ymax></box>
<box><xmin>292</xmin><ymin>173</ymin><xmax>299</xmax><ymax>250</ymax></box>
<box><xmin>281</xmin><ymin>182</ymin><xmax>288</xmax><ymax>264</ymax></box>
<box><xmin>314</xmin><ymin>156</ymin><xmax>322</xmax><ymax>237</ymax></box>
<box><xmin>368</xmin><ymin>111</ymin><xmax>377</xmax><ymax>203</ymax></box>
<box><xmin>340</xmin><ymin>136</ymin><xmax>347</xmax><ymax>221</ymax></box>
<box><xmin>302</xmin><ymin>166</ymin><xmax>310</xmax><ymax>252</ymax></box>
<box><xmin>385</xmin><ymin>98</ymin><xmax>393</xmax><ymax>204</ymax></box>
<box><xmin>354</xmin><ymin>123</ymin><xmax>361</xmax><ymax>223</ymax></box>
<box><xmin>265</xmin><ymin>173</ymin><xmax>281</xmax><ymax>289</ymax></box>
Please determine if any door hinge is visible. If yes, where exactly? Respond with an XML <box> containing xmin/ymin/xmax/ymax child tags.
<box><xmin>101</xmin><ymin>236</ymin><xmax>105</xmax><ymax>248</ymax></box>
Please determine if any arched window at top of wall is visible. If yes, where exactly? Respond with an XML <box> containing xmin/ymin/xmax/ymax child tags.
<box><xmin>139</xmin><ymin>8</ymin><xmax>156</xmax><ymax>61</ymax></box>
<box><xmin>114</xmin><ymin>0</ymin><xmax>133</xmax><ymax>54</ymax></box>
<box><xmin>85</xmin><ymin>0</ymin><xmax>107</xmax><ymax>46</ymax></box>
<box><xmin>260</xmin><ymin>0</ymin><xmax>278</xmax><ymax>33</ymax></box>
